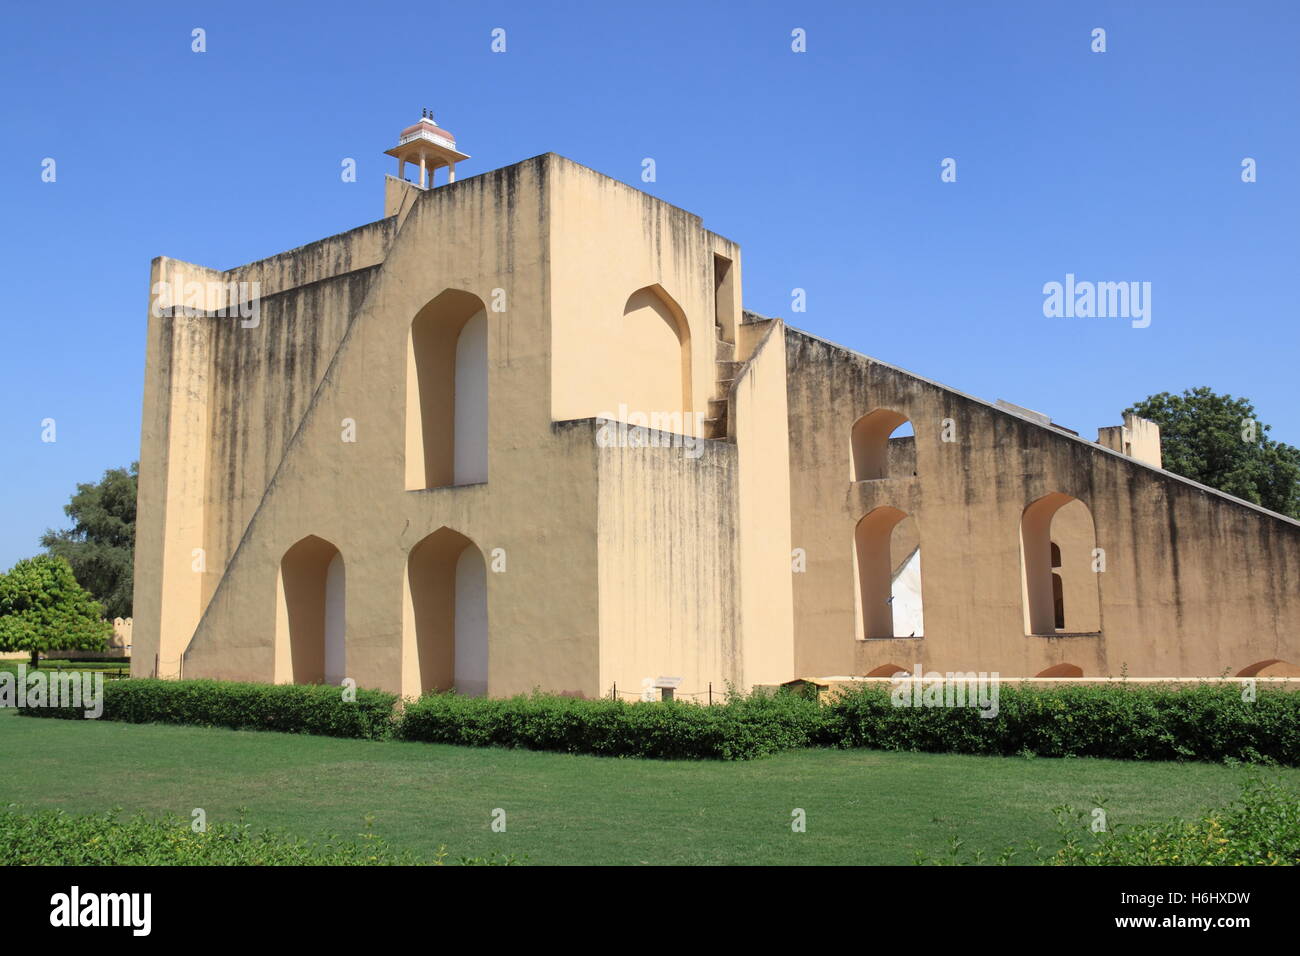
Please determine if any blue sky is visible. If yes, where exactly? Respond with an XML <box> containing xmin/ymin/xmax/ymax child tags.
<box><xmin>1</xmin><ymin>0</ymin><xmax>1296</xmax><ymax>569</ymax></box>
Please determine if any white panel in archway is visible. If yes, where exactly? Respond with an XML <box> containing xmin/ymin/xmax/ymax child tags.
<box><xmin>454</xmin><ymin>545</ymin><xmax>488</xmax><ymax>696</ymax></box>
<box><xmin>454</xmin><ymin>311</ymin><xmax>488</xmax><ymax>485</ymax></box>
<box><xmin>891</xmin><ymin>548</ymin><xmax>924</xmax><ymax>637</ymax></box>
<box><xmin>324</xmin><ymin>551</ymin><xmax>346</xmax><ymax>684</ymax></box>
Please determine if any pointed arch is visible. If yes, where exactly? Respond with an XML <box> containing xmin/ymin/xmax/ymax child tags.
<box><xmin>403</xmin><ymin>527</ymin><xmax>489</xmax><ymax>695</ymax></box>
<box><xmin>854</xmin><ymin>506</ymin><xmax>925</xmax><ymax>639</ymax></box>
<box><xmin>851</xmin><ymin>409</ymin><xmax>915</xmax><ymax>480</ymax></box>
<box><xmin>619</xmin><ymin>284</ymin><xmax>692</xmax><ymax>423</ymax></box>
<box><xmin>406</xmin><ymin>289</ymin><xmax>488</xmax><ymax>490</ymax></box>
<box><xmin>274</xmin><ymin>535</ymin><xmax>345</xmax><ymax>684</ymax></box>
<box><xmin>1021</xmin><ymin>493</ymin><xmax>1101</xmax><ymax>635</ymax></box>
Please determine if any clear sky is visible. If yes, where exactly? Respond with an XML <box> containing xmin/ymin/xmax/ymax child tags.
<box><xmin>1</xmin><ymin>0</ymin><xmax>1296</xmax><ymax>569</ymax></box>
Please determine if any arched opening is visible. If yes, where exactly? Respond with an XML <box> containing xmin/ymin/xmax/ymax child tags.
<box><xmin>1236</xmin><ymin>660</ymin><xmax>1300</xmax><ymax>677</ymax></box>
<box><xmin>274</xmin><ymin>535</ymin><xmax>345</xmax><ymax>684</ymax></box>
<box><xmin>854</xmin><ymin>507</ymin><xmax>925</xmax><ymax>639</ymax></box>
<box><xmin>1050</xmin><ymin>542</ymin><xmax>1065</xmax><ymax>630</ymax></box>
<box><xmin>1021</xmin><ymin>493</ymin><xmax>1101</xmax><ymax>636</ymax></box>
<box><xmin>866</xmin><ymin>663</ymin><xmax>910</xmax><ymax>677</ymax></box>
<box><xmin>1036</xmin><ymin>663</ymin><xmax>1084</xmax><ymax>678</ymax></box>
<box><xmin>403</xmin><ymin>528</ymin><xmax>488</xmax><ymax>696</ymax></box>
<box><xmin>850</xmin><ymin>409</ymin><xmax>915</xmax><ymax>480</ymax></box>
<box><xmin>406</xmin><ymin>289</ymin><xmax>488</xmax><ymax>490</ymax></box>
<box><xmin>616</xmin><ymin>284</ymin><xmax>692</xmax><ymax>428</ymax></box>
<box><xmin>713</xmin><ymin>254</ymin><xmax>736</xmax><ymax>345</ymax></box>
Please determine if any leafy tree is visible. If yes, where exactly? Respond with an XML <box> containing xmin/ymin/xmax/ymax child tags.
<box><xmin>0</xmin><ymin>555</ymin><xmax>112</xmax><ymax>667</ymax></box>
<box><xmin>1126</xmin><ymin>388</ymin><xmax>1300</xmax><ymax>519</ymax></box>
<box><xmin>41</xmin><ymin>462</ymin><xmax>137</xmax><ymax>619</ymax></box>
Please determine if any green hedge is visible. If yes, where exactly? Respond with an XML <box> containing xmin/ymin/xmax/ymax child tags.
<box><xmin>396</xmin><ymin>683</ymin><xmax>1299</xmax><ymax>763</ymax></box>
<box><xmin>830</xmin><ymin>682</ymin><xmax>1300</xmax><ymax>763</ymax></box>
<box><xmin>394</xmin><ymin>690</ymin><xmax>826</xmax><ymax>760</ymax></box>
<box><xmin>17</xmin><ymin>675</ymin><xmax>1300</xmax><ymax>764</ymax></box>
<box><xmin>0</xmin><ymin>806</ymin><xmax>515</xmax><ymax>865</ymax></box>
<box><xmin>17</xmin><ymin>678</ymin><xmax>396</xmax><ymax>740</ymax></box>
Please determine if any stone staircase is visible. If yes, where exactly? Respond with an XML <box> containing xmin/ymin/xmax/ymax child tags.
<box><xmin>701</xmin><ymin>311</ymin><xmax>777</xmax><ymax>441</ymax></box>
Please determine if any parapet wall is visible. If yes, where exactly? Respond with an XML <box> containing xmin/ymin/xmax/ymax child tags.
<box><xmin>785</xmin><ymin>328</ymin><xmax>1300</xmax><ymax>679</ymax></box>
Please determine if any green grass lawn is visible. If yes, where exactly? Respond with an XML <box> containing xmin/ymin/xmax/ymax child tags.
<box><xmin>1</xmin><ymin>709</ymin><xmax>1292</xmax><ymax>865</ymax></box>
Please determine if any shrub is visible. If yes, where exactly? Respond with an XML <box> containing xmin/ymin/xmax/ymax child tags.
<box><xmin>0</xmin><ymin>554</ymin><xmax>111</xmax><ymax>666</ymax></box>
<box><xmin>916</xmin><ymin>778</ymin><xmax>1300</xmax><ymax>865</ymax></box>
<box><xmin>830</xmin><ymin>682</ymin><xmax>1300</xmax><ymax>764</ymax></box>
<box><xmin>1050</xmin><ymin>777</ymin><xmax>1300</xmax><ymax>866</ymax></box>
<box><xmin>18</xmin><ymin>674</ymin><xmax>1300</xmax><ymax>765</ymax></box>
<box><xmin>0</xmin><ymin>806</ymin><xmax>517</xmax><ymax>865</ymax></box>
<box><xmin>17</xmin><ymin>678</ymin><xmax>396</xmax><ymax>740</ymax></box>
<box><xmin>395</xmin><ymin>690</ymin><xmax>829</xmax><ymax>760</ymax></box>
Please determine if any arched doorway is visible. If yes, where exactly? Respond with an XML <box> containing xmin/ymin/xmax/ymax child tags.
<box><xmin>404</xmin><ymin>528</ymin><xmax>488</xmax><ymax>695</ymax></box>
<box><xmin>406</xmin><ymin>289</ymin><xmax>488</xmax><ymax>490</ymax></box>
<box><xmin>1020</xmin><ymin>493</ymin><xmax>1101</xmax><ymax>635</ymax></box>
<box><xmin>854</xmin><ymin>507</ymin><xmax>925</xmax><ymax>639</ymax></box>
<box><xmin>274</xmin><ymin>535</ymin><xmax>345</xmax><ymax>684</ymax></box>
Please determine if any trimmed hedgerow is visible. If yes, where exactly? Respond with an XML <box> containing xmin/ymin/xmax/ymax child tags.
<box><xmin>395</xmin><ymin>682</ymin><xmax>1300</xmax><ymax>763</ymax></box>
<box><xmin>831</xmin><ymin>682</ymin><xmax>1300</xmax><ymax>764</ymax></box>
<box><xmin>16</xmin><ymin>678</ymin><xmax>396</xmax><ymax>740</ymax></box>
<box><xmin>17</xmin><ymin>675</ymin><xmax>1300</xmax><ymax>764</ymax></box>
<box><xmin>394</xmin><ymin>690</ymin><xmax>827</xmax><ymax>760</ymax></box>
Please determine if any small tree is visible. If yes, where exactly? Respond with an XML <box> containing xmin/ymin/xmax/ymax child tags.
<box><xmin>0</xmin><ymin>555</ymin><xmax>112</xmax><ymax>667</ymax></box>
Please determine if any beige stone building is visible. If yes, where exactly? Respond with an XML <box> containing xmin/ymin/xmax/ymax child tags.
<box><xmin>132</xmin><ymin>117</ymin><xmax>1300</xmax><ymax>698</ymax></box>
